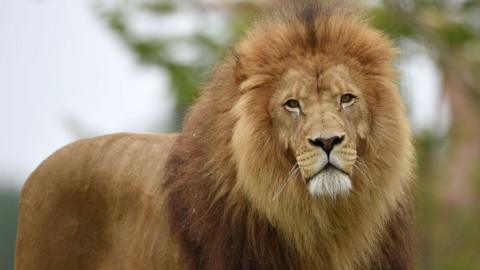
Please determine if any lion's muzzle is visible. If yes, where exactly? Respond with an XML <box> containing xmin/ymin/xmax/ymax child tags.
<box><xmin>297</xmin><ymin>133</ymin><xmax>356</xmax><ymax>198</ymax></box>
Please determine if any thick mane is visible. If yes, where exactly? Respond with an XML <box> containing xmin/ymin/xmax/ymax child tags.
<box><xmin>236</xmin><ymin>3</ymin><xmax>397</xmax><ymax>81</ymax></box>
<box><xmin>163</xmin><ymin>3</ymin><xmax>414</xmax><ymax>270</ymax></box>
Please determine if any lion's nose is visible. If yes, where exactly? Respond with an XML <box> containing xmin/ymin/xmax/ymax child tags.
<box><xmin>308</xmin><ymin>135</ymin><xmax>344</xmax><ymax>155</ymax></box>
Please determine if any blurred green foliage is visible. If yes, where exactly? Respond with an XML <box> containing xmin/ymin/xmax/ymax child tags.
<box><xmin>98</xmin><ymin>0</ymin><xmax>259</xmax><ymax>128</ymax></box>
<box><xmin>0</xmin><ymin>189</ymin><xmax>19</xmax><ymax>270</ymax></box>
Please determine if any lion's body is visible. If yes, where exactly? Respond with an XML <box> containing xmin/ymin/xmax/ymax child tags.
<box><xmin>16</xmin><ymin>4</ymin><xmax>415</xmax><ymax>270</ymax></box>
<box><xmin>15</xmin><ymin>133</ymin><xmax>184</xmax><ymax>270</ymax></box>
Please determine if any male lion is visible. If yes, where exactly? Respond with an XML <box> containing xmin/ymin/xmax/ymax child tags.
<box><xmin>16</xmin><ymin>4</ymin><xmax>415</xmax><ymax>270</ymax></box>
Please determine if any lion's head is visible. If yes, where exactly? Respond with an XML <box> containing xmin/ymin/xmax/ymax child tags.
<box><xmin>167</xmin><ymin>4</ymin><xmax>415</xmax><ymax>269</ymax></box>
<box><xmin>226</xmin><ymin>5</ymin><xmax>413</xmax><ymax>207</ymax></box>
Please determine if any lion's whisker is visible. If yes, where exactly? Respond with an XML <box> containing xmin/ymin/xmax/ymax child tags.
<box><xmin>353</xmin><ymin>160</ymin><xmax>374</xmax><ymax>187</ymax></box>
<box><xmin>273</xmin><ymin>163</ymin><xmax>300</xmax><ymax>201</ymax></box>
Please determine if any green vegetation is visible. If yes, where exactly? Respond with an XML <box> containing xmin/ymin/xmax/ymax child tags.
<box><xmin>0</xmin><ymin>189</ymin><xmax>19</xmax><ymax>270</ymax></box>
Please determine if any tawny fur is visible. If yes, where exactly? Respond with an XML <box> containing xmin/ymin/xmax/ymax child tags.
<box><xmin>15</xmin><ymin>3</ymin><xmax>415</xmax><ymax>270</ymax></box>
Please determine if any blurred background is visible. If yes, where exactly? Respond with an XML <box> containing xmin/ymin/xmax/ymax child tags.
<box><xmin>0</xmin><ymin>0</ymin><xmax>479</xmax><ymax>269</ymax></box>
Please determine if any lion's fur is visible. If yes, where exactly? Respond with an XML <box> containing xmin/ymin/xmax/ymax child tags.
<box><xmin>16</xmin><ymin>134</ymin><xmax>183</xmax><ymax>270</ymax></box>
<box><xmin>16</xmin><ymin>3</ymin><xmax>415</xmax><ymax>270</ymax></box>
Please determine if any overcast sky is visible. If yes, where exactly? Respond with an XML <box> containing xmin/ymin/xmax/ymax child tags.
<box><xmin>0</xmin><ymin>0</ymin><xmax>444</xmax><ymax>190</ymax></box>
<box><xmin>0</xmin><ymin>0</ymin><xmax>174</xmax><ymax>188</ymax></box>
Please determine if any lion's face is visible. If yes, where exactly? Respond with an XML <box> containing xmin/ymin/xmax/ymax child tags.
<box><xmin>231</xmin><ymin>11</ymin><xmax>411</xmax><ymax>204</ymax></box>
<box><xmin>269</xmin><ymin>64</ymin><xmax>370</xmax><ymax>198</ymax></box>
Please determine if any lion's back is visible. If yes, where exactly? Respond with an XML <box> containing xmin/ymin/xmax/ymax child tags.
<box><xmin>15</xmin><ymin>133</ymin><xmax>180</xmax><ymax>270</ymax></box>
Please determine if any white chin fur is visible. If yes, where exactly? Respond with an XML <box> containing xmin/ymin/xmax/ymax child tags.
<box><xmin>308</xmin><ymin>168</ymin><xmax>352</xmax><ymax>198</ymax></box>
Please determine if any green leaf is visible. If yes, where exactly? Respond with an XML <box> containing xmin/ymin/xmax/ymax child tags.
<box><xmin>438</xmin><ymin>23</ymin><xmax>475</xmax><ymax>47</ymax></box>
<box><xmin>140</xmin><ymin>0</ymin><xmax>176</xmax><ymax>14</ymax></box>
<box><xmin>369</xmin><ymin>8</ymin><xmax>414</xmax><ymax>38</ymax></box>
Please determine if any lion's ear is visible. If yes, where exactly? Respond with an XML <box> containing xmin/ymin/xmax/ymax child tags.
<box><xmin>233</xmin><ymin>49</ymin><xmax>247</xmax><ymax>85</ymax></box>
<box><xmin>232</xmin><ymin>48</ymin><xmax>272</xmax><ymax>92</ymax></box>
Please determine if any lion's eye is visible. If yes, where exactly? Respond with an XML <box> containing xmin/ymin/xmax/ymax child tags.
<box><xmin>340</xmin><ymin>94</ymin><xmax>356</xmax><ymax>104</ymax></box>
<box><xmin>285</xmin><ymin>99</ymin><xmax>300</xmax><ymax>110</ymax></box>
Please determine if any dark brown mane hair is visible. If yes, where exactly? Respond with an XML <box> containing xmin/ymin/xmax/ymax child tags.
<box><xmin>163</xmin><ymin>2</ymin><xmax>414</xmax><ymax>270</ymax></box>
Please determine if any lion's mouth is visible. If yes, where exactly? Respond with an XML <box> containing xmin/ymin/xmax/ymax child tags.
<box><xmin>306</xmin><ymin>163</ymin><xmax>349</xmax><ymax>184</ymax></box>
<box><xmin>304</xmin><ymin>163</ymin><xmax>353</xmax><ymax>197</ymax></box>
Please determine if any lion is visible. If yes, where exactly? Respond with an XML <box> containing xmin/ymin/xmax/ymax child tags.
<box><xmin>15</xmin><ymin>4</ymin><xmax>415</xmax><ymax>270</ymax></box>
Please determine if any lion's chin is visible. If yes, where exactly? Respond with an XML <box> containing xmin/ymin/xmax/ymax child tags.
<box><xmin>307</xmin><ymin>167</ymin><xmax>352</xmax><ymax>198</ymax></box>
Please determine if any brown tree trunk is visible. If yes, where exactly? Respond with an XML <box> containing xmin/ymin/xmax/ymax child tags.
<box><xmin>440</xmin><ymin>60</ymin><xmax>480</xmax><ymax>208</ymax></box>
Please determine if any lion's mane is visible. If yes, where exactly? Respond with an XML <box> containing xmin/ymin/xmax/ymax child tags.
<box><xmin>164</xmin><ymin>4</ymin><xmax>415</xmax><ymax>270</ymax></box>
